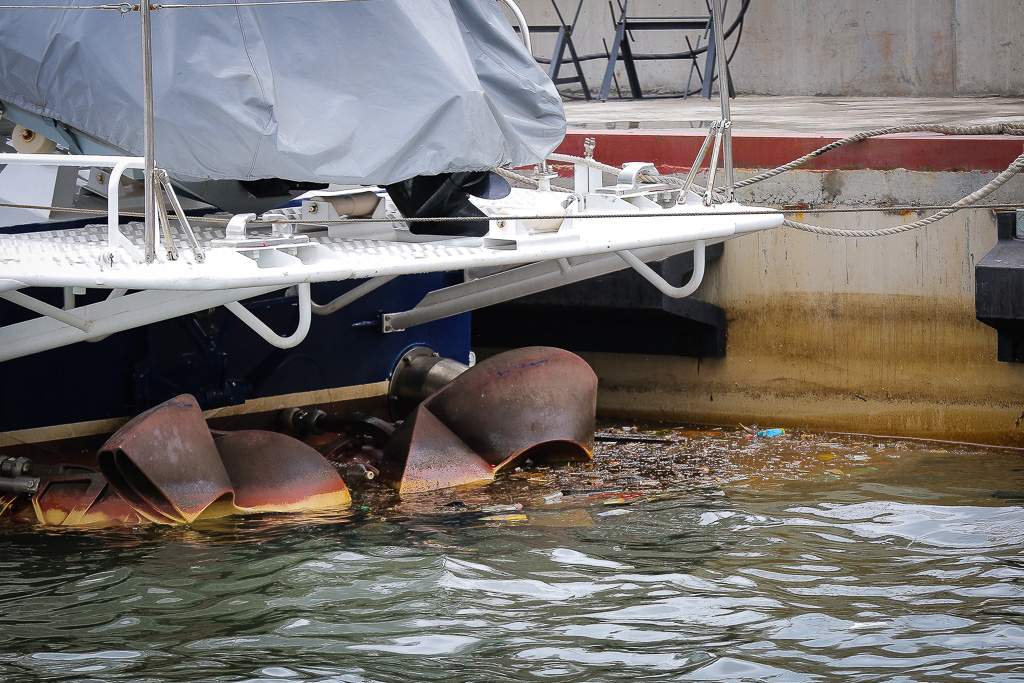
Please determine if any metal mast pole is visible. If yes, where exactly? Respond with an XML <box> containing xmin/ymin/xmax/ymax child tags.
<box><xmin>710</xmin><ymin>0</ymin><xmax>735</xmax><ymax>201</ymax></box>
<box><xmin>141</xmin><ymin>1</ymin><xmax>157</xmax><ymax>262</ymax></box>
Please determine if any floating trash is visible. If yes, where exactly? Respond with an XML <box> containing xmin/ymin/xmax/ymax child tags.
<box><xmin>597</xmin><ymin>509</ymin><xmax>632</xmax><ymax>517</ymax></box>
<box><xmin>481</xmin><ymin>503</ymin><xmax>524</xmax><ymax>513</ymax></box>
<box><xmin>480</xmin><ymin>514</ymin><xmax>528</xmax><ymax>522</ymax></box>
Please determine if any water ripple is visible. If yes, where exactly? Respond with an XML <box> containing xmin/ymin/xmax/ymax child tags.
<box><xmin>2</xmin><ymin>435</ymin><xmax>1024</xmax><ymax>681</ymax></box>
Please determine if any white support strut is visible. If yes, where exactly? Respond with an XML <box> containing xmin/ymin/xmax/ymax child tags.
<box><xmin>224</xmin><ymin>282</ymin><xmax>312</xmax><ymax>349</ymax></box>
<box><xmin>1</xmin><ymin>289</ymin><xmax>92</xmax><ymax>331</ymax></box>
<box><xmin>616</xmin><ymin>240</ymin><xmax>706</xmax><ymax>298</ymax></box>
<box><xmin>0</xmin><ymin>285</ymin><xmax>285</xmax><ymax>363</ymax></box>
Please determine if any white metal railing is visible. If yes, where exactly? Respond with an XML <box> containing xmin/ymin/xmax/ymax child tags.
<box><xmin>0</xmin><ymin>152</ymin><xmax>143</xmax><ymax>261</ymax></box>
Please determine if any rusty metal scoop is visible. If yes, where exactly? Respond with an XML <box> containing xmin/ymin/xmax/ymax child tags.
<box><xmin>98</xmin><ymin>395</ymin><xmax>234</xmax><ymax>524</ymax></box>
<box><xmin>99</xmin><ymin>395</ymin><xmax>350</xmax><ymax>524</ymax></box>
<box><xmin>214</xmin><ymin>430</ymin><xmax>350</xmax><ymax>512</ymax></box>
<box><xmin>380</xmin><ymin>347</ymin><xmax>596</xmax><ymax>495</ymax></box>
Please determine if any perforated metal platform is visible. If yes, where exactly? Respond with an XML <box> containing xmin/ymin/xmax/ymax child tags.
<box><xmin>0</xmin><ymin>195</ymin><xmax>781</xmax><ymax>291</ymax></box>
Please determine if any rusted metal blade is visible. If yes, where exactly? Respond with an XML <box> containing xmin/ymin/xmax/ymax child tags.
<box><xmin>379</xmin><ymin>404</ymin><xmax>495</xmax><ymax>495</ymax></box>
<box><xmin>29</xmin><ymin>471</ymin><xmax>142</xmax><ymax>526</ymax></box>
<box><xmin>378</xmin><ymin>347</ymin><xmax>596</xmax><ymax>494</ymax></box>
<box><xmin>422</xmin><ymin>346</ymin><xmax>596</xmax><ymax>468</ymax></box>
<box><xmin>214</xmin><ymin>430</ymin><xmax>351</xmax><ymax>512</ymax></box>
<box><xmin>98</xmin><ymin>394</ymin><xmax>234</xmax><ymax>524</ymax></box>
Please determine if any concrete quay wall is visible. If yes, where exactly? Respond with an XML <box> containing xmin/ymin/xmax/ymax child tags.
<box><xmin>553</xmin><ymin>130</ymin><xmax>1024</xmax><ymax>445</ymax></box>
<box><xmin>512</xmin><ymin>0</ymin><xmax>1024</xmax><ymax>97</ymax></box>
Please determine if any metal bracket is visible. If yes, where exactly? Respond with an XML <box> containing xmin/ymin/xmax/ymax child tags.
<box><xmin>380</xmin><ymin>241</ymin><xmax>704</xmax><ymax>332</ymax></box>
<box><xmin>211</xmin><ymin>213</ymin><xmax>310</xmax><ymax>249</ymax></box>
<box><xmin>224</xmin><ymin>282</ymin><xmax>312</xmax><ymax>349</ymax></box>
<box><xmin>616</xmin><ymin>240</ymin><xmax>706</xmax><ymax>298</ymax></box>
<box><xmin>595</xmin><ymin>162</ymin><xmax>675</xmax><ymax>197</ymax></box>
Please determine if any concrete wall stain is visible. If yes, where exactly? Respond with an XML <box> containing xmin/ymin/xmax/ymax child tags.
<box><xmin>580</xmin><ymin>169</ymin><xmax>1024</xmax><ymax>445</ymax></box>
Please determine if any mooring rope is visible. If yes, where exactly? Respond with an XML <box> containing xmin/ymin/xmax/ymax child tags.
<box><xmin>2</xmin><ymin>125</ymin><xmax>1021</xmax><ymax>233</ymax></box>
<box><xmin>544</xmin><ymin>123</ymin><xmax>1024</xmax><ymax>238</ymax></box>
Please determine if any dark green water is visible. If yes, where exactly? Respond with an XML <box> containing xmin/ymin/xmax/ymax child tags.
<box><xmin>2</xmin><ymin>427</ymin><xmax>1024</xmax><ymax>682</ymax></box>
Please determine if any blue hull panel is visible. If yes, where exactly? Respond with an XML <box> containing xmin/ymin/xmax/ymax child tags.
<box><xmin>0</xmin><ymin>273</ymin><xmax>469</xmax><ymax>432</ymax></box>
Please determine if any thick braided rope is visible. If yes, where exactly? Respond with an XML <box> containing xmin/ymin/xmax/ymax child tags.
<box><xmin>547</xmin><ymin>123</ymin><xmax>1024</xmax><ymax>237</ymax></box>
<box><xmin>784</xmin><ymin>148</ymin><xmax>1024</xmax><ymax>237</ymax></box>
<box><xmin>495</xmin><ymin>167</ymin><xmax>573</xmax><ymax>192</ymax></box>
<box><xmin>736</xmin><ymin>122</ymin><xmax>1024</xmax><ymax>188</ymax></box>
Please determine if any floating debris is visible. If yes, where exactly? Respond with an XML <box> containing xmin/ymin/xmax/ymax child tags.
<box><xmin>595</xmin><ymin>432</ymin><xmax>672</xmax><ymax>444</ymax></box>
<box><xmin>480</xmin><ymin>513</ymin><xmax>528</xmax><ymax>522</ymax></box>
<box><xmin>561</xmin><ymin>487</ymin><xmax>622</xmax><ymax>496</ymax></box>
<box><xmin>597</xmin><ymin>508</ymin><xmax>632</xmax><ymax>517</ymax></box>
<box><xmin>481</xmin><ymin>503</ymin><xmax>524</xmax><ymax>513</ymax></box>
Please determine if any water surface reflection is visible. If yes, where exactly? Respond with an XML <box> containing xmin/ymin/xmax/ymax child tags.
<box><xmin>2</xmin><ymin>426</ymin><xmax>1023</xmax><ymax>682</ymax></box>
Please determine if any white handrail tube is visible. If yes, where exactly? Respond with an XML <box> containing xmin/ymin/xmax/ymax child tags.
<box><xmin>224</xmin><ymin>282</ymin><xmax>312</xmax><ymax>349</ymax></box>
<box><xmin>0</xmin><ymin>153</ymin><xmax>144</xmax><ymax>260</ymax></box>
<box><xmin>616</xmin><ymin>240</ymin><xmax>706</xmax><ymax>298</ymax></box>
<box><xmin>312</xmin><ymin>275</ymin><xmax>396</xmax><ymax>316</ymax></box>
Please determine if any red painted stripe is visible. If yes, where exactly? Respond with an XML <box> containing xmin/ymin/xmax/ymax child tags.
<box><xmin>553</xmin><ymin>129</ymin><xmax>1024</xmax><ymax>173</ymax></box>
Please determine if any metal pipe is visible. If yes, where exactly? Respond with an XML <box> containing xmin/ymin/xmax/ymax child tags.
<box><xmin>156</xmin><ymin>169</ymin><xmax>205</xmax><ymax>263</ymax></box>
<box><xmin>0</xmin><ymin>154</ymin><xmax>145</xmax><ymax>259</ymax></box>
<box><xmin>681</xmin><ymin>121</ymin><xmax>718</xmax><ymax>197</ymax></box>
<box><xmin>311</xmin><ymin>275</ymin><xmax>396</xmax><ymax>316</ymax></box>
<box><xmin>382</xmin><ymin>239</ymin><xmax>724</xmax><ymax>332</ymax></box>
<box><xmin>140</xmin><ymin>0</ymin><xmax>157</xmax><ymax>263</ymax></box>
<box><xmin>224</xmin><ymin>283</ymin><xmax>312</xmax><ymax>349</ymax></box>
<box><xmin>86</xmin><ymin>289</ymin><xmax>129</xmax><ymax>343</ymax></box>
<box><xmin>106</xmin><ymin>157</ymin><xmax>144</xmax><ymax>261</ymax></box>
<box><xmin>710</xmin><ymin>0</ymin><xmax>735</xmax><ymax>200</ymax></box>
<box><xmin>703</xmin><ymin>125</ymin><xmax>725</xmax><ymax>206</ymax></box>
<box><xmin>0</xmin><ymin>286</ymin><xmax>284</xmax><ymax>363</ymax></box>
<box><xmin>497</xmin><ymin>0</ymin><xmax>532</xmax><ymax>54</ymax></box>
<box><xmin>154</xmin><ymin>183</ymin><xmax>179</xmax><ymax>261</ymax></box>
<box><xmin>616</xmin><ymin>241</ymin><xmax>706</xmax><ymax>298</ymax></box>
<box><xmin>1</xmin><ymin>290</ymin><xmax>92</xmax><ymax>331</ymax></box>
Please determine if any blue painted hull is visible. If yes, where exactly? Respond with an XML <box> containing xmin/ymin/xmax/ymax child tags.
<box><xmin>0</xmin><ymin>274</ymin><xmax>470</xmax><ymax>433</ymax></box>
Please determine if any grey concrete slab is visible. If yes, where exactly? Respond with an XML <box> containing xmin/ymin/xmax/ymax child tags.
<box><xmin>563</xmin><ymin>95</ymin><xmax>1024</xmax><ymax>135</ymax></box>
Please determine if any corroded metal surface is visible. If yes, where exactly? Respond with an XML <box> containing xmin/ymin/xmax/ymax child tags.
<box><xmin>5</xmin><ymin>349</ymin><xmax>598</xmax><ymax>521</ymax></box>
<box><xmin>379</xmin><ymin>405</ymin><xmax>495</xmax><ymax>495</ymax></box>
<box><xmin>423</xmin><ymin>346</ymin><xmax>596</xmax><ymax>467</ymax></box>
<box><xmin>29</xmin><ymin>471</ymin><xmax>141</xmax><ymax>526</ymax></box>
<box><xmin>381</xmin><ymin>347</ymin><xmax>596</xmax><ymax>494</ymax></box>
<box><xmin>215</xmin><ymin>430</ymin><xmax>350</xmax><ymax>512</ymax></box>
<box><xmin>98</xmin><ymin>394</ymin><xmax>232</xmax><ymax>524</ymax></box>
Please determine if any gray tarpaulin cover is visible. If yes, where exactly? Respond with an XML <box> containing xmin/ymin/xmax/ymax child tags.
<box><xmin>0</xmin><ymin>0</ymin><xmax>565</xmax><ymax>184</ymax></box>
